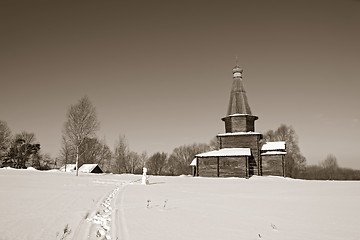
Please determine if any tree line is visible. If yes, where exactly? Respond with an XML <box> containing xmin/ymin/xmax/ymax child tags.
<box><xmin>262</xmin><ymin>124</ymin><xmax>360</xmax><ymax>180</ymax></box>
<box><xmin>1</xmin><ymin>96</ymin><xmax>359</xmax><ymax>180</ymax></box>
<box><xmin>301</xmin><ymin>154</ymin><xmax>360</xmax><ymax>180</ymax></box>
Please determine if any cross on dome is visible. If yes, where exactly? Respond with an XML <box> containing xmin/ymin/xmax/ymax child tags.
<box><xmin>232</xmin><ymin>57</ymin><xmax>243</xmax><ymax>78</ymax></box>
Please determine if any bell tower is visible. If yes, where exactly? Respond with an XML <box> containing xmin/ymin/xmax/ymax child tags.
<box><xmin>217</xmin><ymin>63</ymin><xmax>262</xmax><ymax>176</ymax></box>
<box><xmin>221</xmin><ymin>65</ymin><xmax>258</xmax><ymax>133</ymax></box>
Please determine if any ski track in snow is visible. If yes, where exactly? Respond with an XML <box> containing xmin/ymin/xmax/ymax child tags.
<box><xmin>114</xmin><ymin>184</ymin><xmax>130</xmax><ymax>240</ymax></box>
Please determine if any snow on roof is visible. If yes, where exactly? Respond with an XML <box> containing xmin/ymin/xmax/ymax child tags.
<box><xmin>78</xmin><ymin>164</ymin><xmax>99</xmax><ymax>173</ymax></box>
<box><xmin>226</xmin><ymin>113</ymin><xmax>259</xmax><ymax>118</ymax></box>
<box><xmin>227</xmin><ymin>113</ymin><xmax>250</xmax><ymax>117</ymax></box>
<box><xmin>190</xmin><ymin>158</ymin><xmax>197</xmax><ymax>166</ymax></box>
<box><xmin>59</xmin><ymin>164</ymin><xmax>76</xmax><ymax>172</ymax></box>
<box><xmin>218</xmin><ymin>132</ymin><xmax>261</xmax><ymax>137</ymax></box>
<box><xmin>262</xmin><ymin>141</ymin><xmax>286</xmax><ymax>151</ymax></box>
<box><xmin>217</xmin><ymin>132</ymin><xmax>262</xmax><ymax>137</ymax></box>
<box><xmin>261</xmin><ymin>151</ymin><xmax>287</xmax><ymax>156</ymax></box>
<box><xmin>196</xmin><ymin>148</ymin><xmax>251</xmax><ymax>157</ymax></box>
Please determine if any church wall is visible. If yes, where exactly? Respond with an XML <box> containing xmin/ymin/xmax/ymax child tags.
<box><xmin>219</xmin><ymin>157</ymin><xmax>247</xmax><ymax>178</ymax></box>
<box><xmin>224</xmin><ymin>118</ymin><xmax>232</xmax><ymax>133</ymax></box>
<box><xmin>198</xmin><ymin>157</ymin><xmax>218</xmax><ymax>177</ymax></box>
<box><xmin>223</xmin><ymin>116</ymin><xmax>256</xmax><ymax>133</ymax></box>
<box><xmin>218</xmin><ymin>134</ymin><xmax>262</xmax><ymax>175</ymax></box>
<box><xmin>261</xmin><ymin>155</ymin><xmax>284</xmax><ymax>176</ymax></box>
<box><xmin>246</xmin><ymin>118</ymin><xmax>255</xmax><ymax>132</ymax></box>
<box><xmin>230</xmin><ymin>117</ymin><xmax>246</xmax><ymax>132</ymax></box>
<box><xmin>228</xmin><ymin>117</ymin><xmax>246</xmax><ymax>132</ymax></box>
<box><xmin>197</xmin><ymin>156</ymin><xmax>248</xmax><ymax>178</ymax></box>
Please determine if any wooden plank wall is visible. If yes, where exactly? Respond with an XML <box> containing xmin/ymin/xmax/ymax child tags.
<box><xmin>219</xmin><ymin>157</ymin><xmax>247</xmax><ymax>178</ymax></box>
<box><xmin>261</xmin><ymin>155</ymin><xmax>284</xmax><ymax>176</ymax></box>
<box><xmin>245</xmin><ymin>117</ymin><xmax>255</xmax><ymax>132</ymax></box>
<box><xmin>223</xmin><ymin>116</ymin><xmax>256</xmax><ymax>133</ymax></box>
<box><xmin>198</xmin><ymin>157</ymin><xmax>218</xmax><ymax>177</ymax></box>
<box><xmin>197</xmin><ymin>157</ymin><xmax>248</xmax><ymax>178</ymax></box>
<box><xmin>229</xmin><ymin>117</ymin><xmax>247</xmax><ymax>132</ymax></box>
<box><xmin>218</xmin><ymin>134</ymin><xmax>262</xmax><ymax>175</ymax></box>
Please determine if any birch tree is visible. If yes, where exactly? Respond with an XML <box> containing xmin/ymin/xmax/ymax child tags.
<box><xmin>63</xmin><ymin>96</ymin><xmax>99</xmax><ymax>176</ymax></box>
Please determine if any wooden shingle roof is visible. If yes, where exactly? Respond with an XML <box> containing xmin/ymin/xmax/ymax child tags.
<box><xmin>227</xmin><ymin>65</ymin><xmax>252</xmax><ymax>116</ymax></box>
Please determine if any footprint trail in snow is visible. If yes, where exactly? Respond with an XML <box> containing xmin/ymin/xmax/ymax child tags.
<box><xmin>86</xmin><ymin>187</ymin><xmax>120</xmax><ymax>240</ymax></box>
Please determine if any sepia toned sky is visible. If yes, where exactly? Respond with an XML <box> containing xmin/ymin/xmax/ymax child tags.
<box><xmin>1</xmin><ymin>0</ymin><xmax>359</xmax><ymax>168</ymax></box>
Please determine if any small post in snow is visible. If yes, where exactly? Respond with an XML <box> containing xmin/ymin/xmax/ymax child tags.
<box><xmin>142</xmin><ymin>167</ymin><xmax>148</xmax><ymax>185</ymax></box>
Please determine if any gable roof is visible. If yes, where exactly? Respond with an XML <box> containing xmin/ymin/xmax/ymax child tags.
<box><xmin>196</xmin><ymin>148</ymin><xmax>251</xmax><ymax>157</ymax></box>
<box><xmin>262</xmin><ymin>141</ymin><xmax>286</xmax><ymax>151</ymax></box>
<box><xmin>78</xmin><ymin>164</ymin><xmax>102</xmax><ymax>173</ymax></box>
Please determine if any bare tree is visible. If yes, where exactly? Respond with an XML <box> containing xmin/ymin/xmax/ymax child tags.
<box><xmin>97</xmin><ymin>138</ymin><xmax>112</xmax><ymax>172</ymax></box>
<box><xmin>78</xmin><ymin>137</ymin><xmax>112</xmax><ymax>171</ymax></box>
<box><xmin>59</xmin><ymin>136</ymin><xmax>74</xmax><ymax>171</ymax></box>
<box><xmin>146</xmin><ymin>152</ymin><xmax>167</xmax><ymax>175</ymax></box>
<box><xmin>128</xmin><ymin>151</ymin><xmax>141</xmax><ymax>174</ymax></box>
<box><xmin>0</xmin><ymin>120</ymin><xmax>12</xmax><ymax>162</ymax></box>
<box><xmin>14</xmin><ymin>131</ymin><xmax>36</xmax><ymax>145</ymax></box>
<box><xmin>321</xmin><ymin>154</ymin><xmax>339</xmax><ymax>180</ymax></box>
<box><xmin>63</xmin><ymin>96</ymin><xmax>99</xmax><ymax>176</ymax></box>
<box><xmin>168</xmin><ymin>143</ymin><xmax>210</xmax><ymax>175</ymax></box>
<box><xmin>208</xmin><ymin>136</ymin><xmax>219</xmax><ymax>150</ymax></box>
<box><xmin>139</xmin><ymin>151</ymin><xmax>148</xmax><ymax>169</ymax></box>
<box><xmin>113</xmin><ymin>135</ymin><xmax>129</xmax><ymax>174</ymax></box>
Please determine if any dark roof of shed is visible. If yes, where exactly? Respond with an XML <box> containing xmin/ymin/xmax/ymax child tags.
<box><xmin>79</xmin><ymin>164</ymin><xmax>103</xmax><ymax>173</ymax></box>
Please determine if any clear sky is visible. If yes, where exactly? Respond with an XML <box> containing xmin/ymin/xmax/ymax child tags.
<box><xmin>1</xmin><ymin>0</ymin><xmax>359</xmax><ymax>169</ymax></box>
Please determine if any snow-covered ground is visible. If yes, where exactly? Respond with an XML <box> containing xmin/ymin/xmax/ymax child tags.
<box><xmin>0</xmin><ymin>168</ymin><xmax>359</xmax><ymax>240</ymax></box>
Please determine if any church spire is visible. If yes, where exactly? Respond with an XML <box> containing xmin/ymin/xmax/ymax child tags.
<box><xmin>227</xmin><ymin>64</ymin><xmax>252</xmax><ymax>115</ymax></box>
<box><xmin>222</xmin><ymin>63</ymin><xmax>258</xmax><ymax>133</ymax></box>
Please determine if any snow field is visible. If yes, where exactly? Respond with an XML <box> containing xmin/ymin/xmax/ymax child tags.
<box><xmin>122</xmin><ymin>176</ymin><xmax>360</xmax><ymax>240</ymax></box>
<box><xmin>1</xmin><ymin>169</ymin><xmax>360</xmax><ymax>240</ymax></box>
<box><xmin>0</xmin><ymin>169</ymin><xmax>138</xmax><ymax>240</ymax></box>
